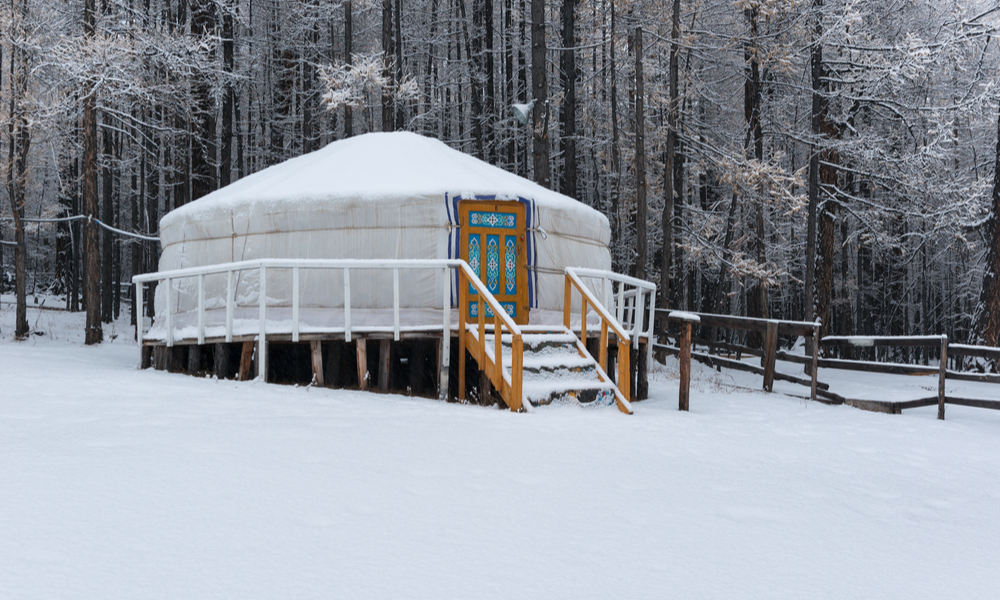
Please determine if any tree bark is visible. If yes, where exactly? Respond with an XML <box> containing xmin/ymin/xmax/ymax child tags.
<box><xmin>530</xmin><ymin>0</ymin><xmax>550</xmax><ymax>188</ymax></box>
<box><xmin>220</xmin><ymin>3</ymin><xmax>234</xmax><ymax>185</ymax></box>
<box><xmin>633</xmin><ymin>27</ymin><xmax>646</xmax><ymax>281</ymax></box>
<box><xmin>83</xmin><ymin>0</ymin><xmax>103</xmax><ymax>345</ymax></box>
<box><xmin>659</xmin><ymin>0</ymin><xmax>681</xmax><ymax>310</ymax></box>
<box><xmin>560</xmin><ymin>0</ymin><xmax>577</xmax><ymax>199</ymax></box>
<box><xmin>6</xmin><ymin>9</ymin><xmax>30</xmax><ymax>338</ymax></box>
<box><xmin>978</xmin><ymin>99</ymin><xmax>1000</xmax><ymax>355</ymax></box>
<box><xmin>381</xmin><ymin>0</ymin><xmax>395</xmax><ymax>132</ymax></box>
<box><xmin>344</xmin><ymin>0</ymin><xmax>353</xmax><ymax>137</ymax></box>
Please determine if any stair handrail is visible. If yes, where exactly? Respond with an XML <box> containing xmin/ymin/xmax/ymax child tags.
<box><xmin>456</xmin><ymin>261</ymin><xmax>526</xmax><ymax>412</ymax></box>
<box><xmin>563</xmin><ymin>268</ymin><xmax>633</xmax><ymax>401</ymax></box>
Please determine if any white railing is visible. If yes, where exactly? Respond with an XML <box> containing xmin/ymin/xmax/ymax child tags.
<box><xmin>133</xmin><ymin>258</ymin><xmax>492</xmax><ymax>394</ymax></box>
<box><xmin>564</xmin><ymin>267</ymin><xmax>657</xmax><ymax>369</ymax></box>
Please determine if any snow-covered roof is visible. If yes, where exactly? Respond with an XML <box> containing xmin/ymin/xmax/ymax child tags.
<box><xmin>164</xmin><ymin>131</ymin><xmax>590</xmax><ymax>226</ymax></box>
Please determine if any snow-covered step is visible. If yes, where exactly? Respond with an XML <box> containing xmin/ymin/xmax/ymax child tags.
<box><xmin>471</xmin><ymin>324</ymin><xmax>629</xmax><ymax>412</ymax></box>
<box><xmin>522</xmin><ymin>379</ymin><xmax>618</xmax><ymax>407</ymax></box>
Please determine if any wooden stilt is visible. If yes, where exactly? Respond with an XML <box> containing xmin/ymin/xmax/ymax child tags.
<box><xmin>238</xmin><ymin>340</ymin><xmax>254</xmax><ymax>381</ymax></box>
<box><xmin>187</xmin><ymin>345</ymin><xmax>202</xmax><ymax>375</ymax></box>
<box><xmin>636</xmin><ymin>341</ymin><xmax>648</xmax><ymax>400</ymax></box>
<box><xmin>480</xmin><ymin>369</ymin><xmax>493</xmax><ymax>406</ymax></box>
<box><xmin>356</xmin><ymin>337</ymin><xmax>368</xmax><ymax>390</ymax></box>
<box><xmin>153</xmin><ymin>345</ymin><xmax>166</xmax><ymax>371</ymax></box>
<box><xmin>378</xmin><ymin>339</ymin><xmax>390</xmax><ymax>391</ymax></box>
<box><xmin>141</xmin><ymin>345</ymin><xmax>153</xmax><ymax>370</ymax></box>
<box><xmin>411</xmin><ymin>341</ymin><xmax>427</xmax><ymax>395</ymax></box>
<box><xmin>310</xmin><ymin>340</ymin><xmax>325</xmax><ymax>386</ymax></box>
<box><xmin>324</xmin><ymin>341</ymin><xmax>341</xmax><ymax>387</ymax></box>
<box><xmin>168</xmin><ymin>346</ymin><xmax>185</xmax><ymax>373</ymax></box>
<box><xmin>214</xmin><ymin>343</ymin><xmax>231</xmax><ymax>379</ymax></box>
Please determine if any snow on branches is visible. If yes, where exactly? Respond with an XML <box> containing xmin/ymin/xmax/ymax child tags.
<box><xmin>319</xmin><ymin>53</ymin><xmax>418</xmax><ymax>111</ymax></box>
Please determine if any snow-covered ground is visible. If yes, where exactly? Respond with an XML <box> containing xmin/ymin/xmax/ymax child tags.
<box><xmin>3</xmin><ymin>296</ymin><xmax>1000</xmax><ymax>599</ymax></box>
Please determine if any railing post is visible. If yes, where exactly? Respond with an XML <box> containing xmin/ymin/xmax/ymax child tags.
<box><xmin>440</xmin><ymin>266</ymin><xmax>450</xmax><ymax>400</ymax></box>
<box><xmin>618</xmin><ymin>339</ymin><xmax>631</xmax><ymax>401</ymax></box>
<box><xmin>225</xmin><ymin>269</ymin><xmax>234</xmax><ymax>343</ymax></box>
<box><xmin>599</xmin><ymin>321</ymin><xmax>608</xmax><ymax>372</ymax></box>
<box><xmin>197</xmin><ymin>273</ymin><xmax>205</xmax><ymax>345</ymax></box>
<box><xmin>165</xmin><ymin>277</ymin><xmax>173</xmax><ymax>347</ymax></box>
<box><xmin>511</xmin><ymin>334</ymin><xmax>524</xmax><ymax>411</ymax></box>
<box><xmin>292</xmin><ymin>267</ymin><xmax>300</xmax><ymax>343</ymax></box>
<box><xmin>258</xmin><ymin>264</ymin><xmax>267</xmax><ymax>381</ymax></box>
<box><xmin>581</xmin><ymin>296</ymin><xmax>588</xmax><ymax>342</ymax></box>
<box><xmin>458</xmin><ymin>267</ymin><xmax>467</xmax><ymax>402</ymax></box>
<box><xmin>344</xmin><ymin>267</ymin><xmax>352</xmax><ymax>342</ymax></box>
<box><xmin>564</xmin><ymin>274</ymin><xmax>572</xmax><ymax>329</ymax></box>
<box><xmin>494</xmin><ymin>313</ymin><xmax>502</xmax><ymax>389</ymax></box>
<box><xmin>938</xmin><ymin>335</ymin><xmax>948</xmax><ymax>420</ymax></box>
<box><xmin>616</xmin><ymin>282</ymin><xmax>625</xmax><ymax>325</ymax></box>
<box><xmin>393</xmin><ymin>268</ymin><xmax>401</xmax><ymax>341</ymax></box>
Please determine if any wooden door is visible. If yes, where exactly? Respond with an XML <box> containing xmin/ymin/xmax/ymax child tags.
<box><xmin>459</xmin><ymin>200</ymin><xmax>529</xmax><ymax>324</ymax></box>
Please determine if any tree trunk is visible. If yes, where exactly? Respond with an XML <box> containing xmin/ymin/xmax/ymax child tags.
<box><xmin>633</xmin><ymin>27</ymin><xmax>646</xmax><ymax>280</ymax></box>
<box><xmin>344</xmin><ymin>0</ymin><xmax>353</xmax><ymax>137</ymax></box>
<box><xmin>220</xmin><ymin>3</ymin><xmax>234</xmax><ymax>186</ymax></box>
<box><xmin>978</xmin><ymin>99</ymin><xmax>1000</xmax><ymax>356</ymax></box>
<box><xmin>101</xmin><ymin>120</ymin><xmax>114</xmax><ymax>323</ymax></box>
<box><xmin>381</xmin><ymin>0</ymin><xmax>395</xmax><ymax>132</ymax></box>
<box><xmin>659</xmin><ymin>0</ymin><xmax>681</xmax><ymax>310</ymax></box>
<box><xmin>6</xmin><ymin>12</ymin><xmax>30</xmax><ymax>338</ymax></box>
<box><xmin>560</xmin><ymin>0</ymin><xmax>577</xmax><ymax>199</ymax></box>
<box><xmin>744</xmin><ymin>5</ymin><xmax>768</xmax><ymax>338</ymax></box>
<box><xmin>83</xmin><ymin>0</ymin><xmax>103</xmax><ymax>345</ymax></box>
<box><xmin>530</xmin><ymin>0</ymin><xmax>550</xmax><ymax>188</ymax></box>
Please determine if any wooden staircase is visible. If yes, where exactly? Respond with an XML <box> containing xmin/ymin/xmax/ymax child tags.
<box><xmin>456</xmin><ymin>263</ymin><xmax>635</xmax><ymax>414</ymax></box>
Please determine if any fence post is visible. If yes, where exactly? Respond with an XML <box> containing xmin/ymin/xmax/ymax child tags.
<box><xmin>763</xmin><ymin>320</ymin><xmax>778</xmax><ymax>392</ymax></box>
<box><xmin>669</xmin><ymin>312</ymin><xmax>699</xmax><ymax>411</ymax></box>
<box><xmin>679</xmin><ymin>320</ymin><xmax>693</xmax><ymax>411</ymax></box>
<box><xmin>938</xmin><ymin>335</ymin><xmax>948</xmax><ymax>420</ymax></box>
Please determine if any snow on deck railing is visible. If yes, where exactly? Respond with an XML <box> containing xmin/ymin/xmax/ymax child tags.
<box><xmin>564</xmin><ymin>267</ymin><xmax>657</xmax><ymax>371</ymax></box>
<box><xmin>133</xmin><ymin>258</ymin><xmax>516</xmax><ymax>396</ymax></box>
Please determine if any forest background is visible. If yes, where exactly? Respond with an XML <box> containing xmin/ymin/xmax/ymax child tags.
<box><xmin>2</xmin><ymin>0</ymin><xmax>1000</xmax><ymax>357</ymax></box>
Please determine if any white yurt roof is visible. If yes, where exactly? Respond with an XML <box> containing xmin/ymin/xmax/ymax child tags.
<box><xmin>161</xmin><ymin>131</ymin><xmax>606</xmax><ymax>245</ymax></box>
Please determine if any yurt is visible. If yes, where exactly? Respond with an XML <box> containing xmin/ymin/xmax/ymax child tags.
<box><xmin>137</xmin><ymin>132</ymin><xmax>653</xmax><ymax>412</ymax></box>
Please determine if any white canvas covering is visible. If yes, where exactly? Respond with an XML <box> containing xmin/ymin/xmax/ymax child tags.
<box><xmin>155</xmin><ymin>132</ymin><xmax>610</xmax><ymax>325</ymax></box>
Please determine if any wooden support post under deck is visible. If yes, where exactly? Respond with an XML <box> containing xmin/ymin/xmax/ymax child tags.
<box><xmin>379</xmin><ymin>339</ymin><xmax>390</xmax><ymax>391</ymax></box>
<box><xmin>187</xmin><ymin>344</ymin><xmax>202</xmax><ymax>375</ymax></box>
<box><xmin>238</xmin><ymin>341</ymin><xmax>255</xmax><ymax>381</ymax></box>
<box><xmin>356</xmin><ymin>337</ymin><xmax>368</xmax><ymax>391</ymax></box>
<box><xmin>762</xmin><ymin>320</ymin><xmax>779</xmax><ymax>392</ymax></box>
<box><xmin>938</xmin><ymin>336</ymin><xmax>948</xmax><ymax>420</ymax></box>
<box><xmin>214</xmin><ymin>343</ymin><xmax>231</xmax><ymax>380</ymax></box>
<box><xmin>678</xmin><ymin>321</ymin><xmax>692</xmax><ymax>411</ymax></box>
<box><xmin>310</xmin><ymin>340</ymin><xmax>325</xmax><ymax>386</ymax></box>
<box><xmin>324</xmin><ymin>342</ymin><xmax>340</xmax><ymax>387</ymax></box>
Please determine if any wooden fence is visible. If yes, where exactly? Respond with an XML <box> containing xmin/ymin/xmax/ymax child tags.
<box><xmin>654</xmin><ymin>312</ymin><xmax>1000</xmax><ymax>420</ymax></box>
